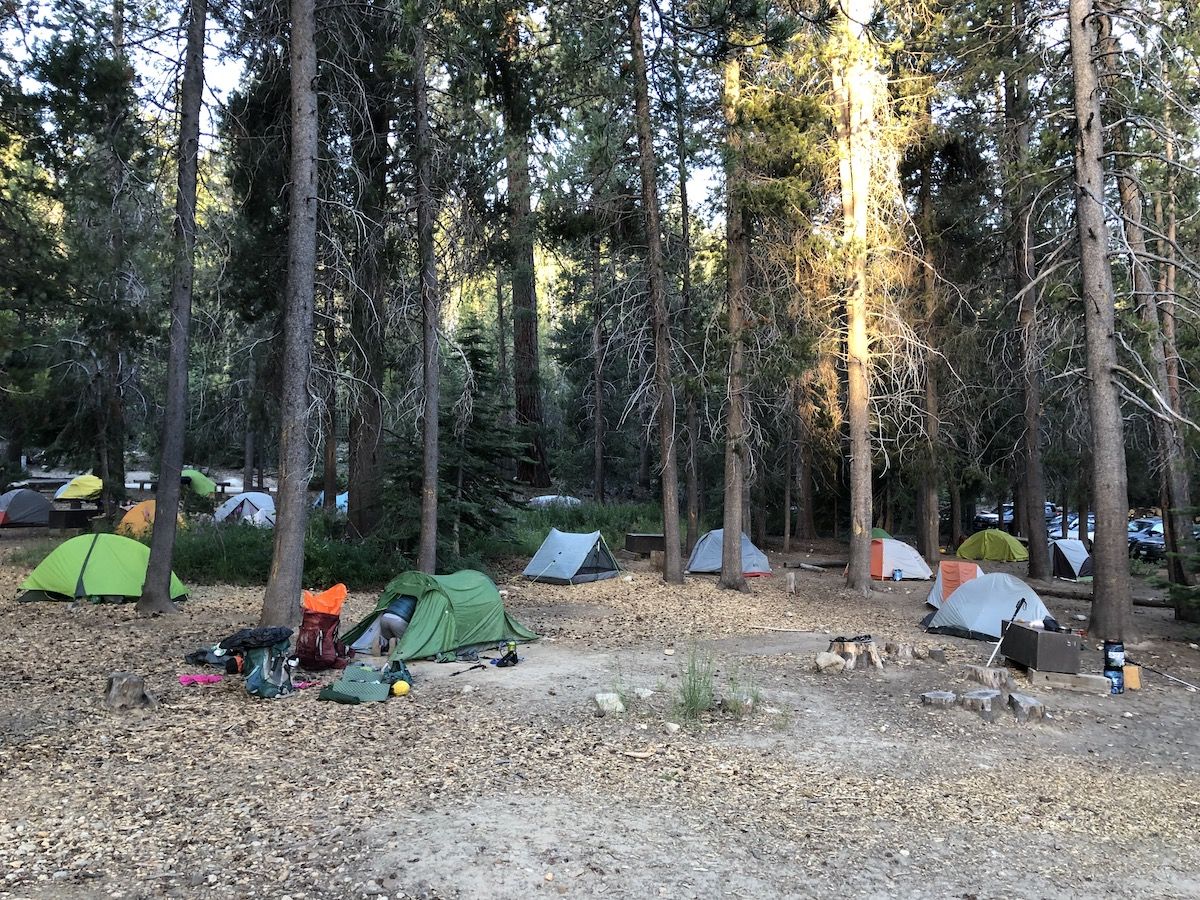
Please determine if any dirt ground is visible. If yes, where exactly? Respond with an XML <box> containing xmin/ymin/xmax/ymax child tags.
<box><xmin>2</xmin><ymin>533</ymin><xmax>1200</xmax><ymax>899</ymax></box>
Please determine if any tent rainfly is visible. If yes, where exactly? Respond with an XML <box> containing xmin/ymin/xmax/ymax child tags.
<box><xmin>117</xmin><ymin>499</ymin><xmax>186</xmax><ymax>538</ymax></box>
<box><xmin>341</xmin><ymin>569</ymin><xmax>537</xmax><ymax>661</ymax></box>
<box><xmin>870</xmin><ymin>527</ymin><xmax>891</xmax><ymax>539</ymax></box>
<box><xmin>926</xmin><ymin>560</ymin><xmax>984</xmax><ymax>609</ymax></box>
<box><xmin>55</xmin><ymin>474</ymin><xmax>102</xmax><ymax>501</ymax></box>
<box><xmin>0</xmin><ymin>489</ymin><xmax>51</xmax><ymax>527</ymax></box>
<box><xmin>1050</xmin><ymin>539</ymin><xmax>1093</xmax><ymax>580</ymax></box>
<box><xmin>312</xmin><ymin>491</ymin><xmax>349</xmax><ymax>511</ymax></box>
<box><xmin>922</xmin><ymin>573</ymin><xmax>1050</xmax><ymax>641</ymax></box>
<box><xmin>869</xmin><ymin>538</ymin><xmax>933</xmax><ymax>580</ymax></box>
<box><xmin>181</xmin><ymin>468</ymin><xmax>217</xmax><ymax>497</ymax></box>
<box><xmin>523</xmin><ymin>528</ymin><xmax>619</xmax><ymax>584</ymax></box>
<box><xmin>19</xmin><ymin>533</ymin><xmax>188</xmax><ymax>603</ymax></box>
<box><xmin>957</xmin><ymin>529</ymin><xmax>1028</xmax><ymax>562</ymax></box>
<box><xmin>214</xmin><ymin>491</ymin><xmax>275</xmax><ymax>524</ymax></box>
<box><xmin>686</xmin><ymin>530</ymin><xmax>771</xmax><ymax>576</ymax></box>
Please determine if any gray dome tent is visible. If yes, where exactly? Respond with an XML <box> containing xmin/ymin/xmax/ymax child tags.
<box><xmin>0</xmin><ymin>489</ymin><xmax>51</xmax><ymax>527</ymax></box>
<box><xmin>686</xmin><ymin>529</ymin><xmax>771</xmax><ymax>576</ymax></box>
<box><xmin>523</xmin><ymin>528</ymin><xmax>619</xmax><ymax>584</ymax></box>
<box><xmin>922</xmin><ymin>573</ymin><xmax>1050</xmax><ymax>641</ymax></box>
<box><xmin>1050</xmin><ymin>539</ymin><xmax>1093</xmax><ymax>580</ymax></box>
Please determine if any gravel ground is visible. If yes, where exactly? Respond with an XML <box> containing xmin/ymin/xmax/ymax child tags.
<box><xmin>2</xmin><ymin>536</ymin><xmax>1200</xmax><ymax>899</ymax></box>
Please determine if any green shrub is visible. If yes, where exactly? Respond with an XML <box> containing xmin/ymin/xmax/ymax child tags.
<box><xmin>675</xmin><ymin>645</ymin><xmax>716</xmax><ymax>721</ymax></box>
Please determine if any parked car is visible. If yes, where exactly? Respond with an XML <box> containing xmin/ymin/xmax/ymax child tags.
<box><xmin>1131</xmin><ymin>523</ymin><xmax>1165</xmax><ymax>560</ymax></box>
<box><xmin>1047</xmin><ymin>513</ymin><xmax>1095</xmax><ymax>541</ymax></box>
<box><xmin>1127</xmin><ymin>517</ymin><xmax>1163</xmax><ymax>546</ymax></box>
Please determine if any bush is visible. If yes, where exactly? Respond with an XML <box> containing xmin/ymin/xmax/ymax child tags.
<box><xmin>675</xmin><ymin>644</ymin><xmax>716</xmax><ymax>721</ymax></box>
<box><xmin>155</xmin><ymin>520</ymin><xmax>406</xmax><ymax>590</ymax></box>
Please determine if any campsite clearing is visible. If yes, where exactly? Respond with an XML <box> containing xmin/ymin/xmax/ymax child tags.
<box><xmin>1</xmin><ymin>537</ymin><xmax>1199</xmax><ymax>898</ymax></box>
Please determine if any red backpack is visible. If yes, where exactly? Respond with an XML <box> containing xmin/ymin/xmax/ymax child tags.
<box><xmin>295</xmin><ymin>585</ymin><xmax>352</xmax><ymax>671</ymax></box>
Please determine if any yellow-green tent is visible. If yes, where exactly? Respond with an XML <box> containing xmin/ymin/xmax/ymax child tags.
<box><xmin>19</xmin><ymin>533</ymin><xmax>187</xmax><ymax>602</ymax></box>
<box><xmin>181</xmin><ymin>468</ymin><xmax>216</xmax><ymax>497</ymax></box>
<box><xmin>55</xmin><ymin>474</ymin><xmax>102</xmax><ymax>500</ymax></box>
<box><xmin>957</xmin><ymin>529</ymin><xmax>1028</xmax><ymax>562</ymax></box>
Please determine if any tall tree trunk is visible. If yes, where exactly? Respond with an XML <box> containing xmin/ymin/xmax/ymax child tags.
<box><xmin>668</xmin><ymin>10</ymin><xmax>699</xmax><ymax>554</ymax></box>
<box><xmin>833</xmin><ymin>0</ymin><xmax>876</xmax><ymax>593</ymax></box>
<box><xmin>719</xmin><ymin>56</ymin><xmax>747</xmax><ymax>592</ymax></box>
<box><xmin>629</xmin><ymin>0</ymin><xmax>682</xmax><ymax>583</ymax></box>
<box><xmin>500</xmin><ymin>9</ymin><xmax>549</xmax><ymax>489</ymax></box>
<box><xmin>949</xmin><ymin>479</ymin><xmax>963</xmax><ymax>548</ymax></box>
<box><xmin>321</xmin><ymin>280</ymin><xmax>337</xmax><ymax>511</ymax></box>
<box><xmin>1158</xmin><ymin>96</ymin><xmax>1182</xmax><ymax>411</ymax></box>
<box><xmin>1069</xmin><ymin>0</ymin><xmax>1132</xmax><ymax>639</ymax></box>
<box><xmin>260</xmin><ymin>0</ymin><xmax>318</xmax><ymax>627</ymax></box>
<box><xmin>916</xmin><ymin>146</ymin><xmax>940</xmax><ymax>564</ymax></box>
<box><xmin>591</xmin><ymin>237</ymin><xmax>605</xmax><ymax>504</ymax></box>
<box><xmin>783</xmin><ymin>415</ymin><xmax>793</xmax><ymax>553</ymax></box>
<box><xmin>140</xmin><ymin>0</ymin><xmax>206</xmax><ymax>616</ymax></box>
<box><xmin>243</xmin><ymin>350</ymin><xmax>256</xmax><ymax>491</ymax></box>
<box><xmin>415</xmin><ymin>19</ymin><xmax>440</xmax><ymax>575</ymax></box>
<box><xmin>494</xmin><ymin>271</ymin><xmax>515</xmax><ymax>478</ymax></box>
<box><xmin>1111</xmin><ymin>144</ymin><xmax>1194</xmax><ymax>585</ymax></box>
<box><xmin>347</xmin><ymin>17</ymin><xmax>390</xmax><ymax>538</ymax></box>
<box><xmin>1004</xmin><ymin>0</ymin><xmax>1051</xmax><ymax>575</ymax></box>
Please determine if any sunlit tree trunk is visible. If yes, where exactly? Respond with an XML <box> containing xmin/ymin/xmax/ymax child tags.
<box><xmin>832</xmin><ymin>0</ymin><xmax>876</xmax><ymax>594</ymax></box>
<box><xmin>260</xmin><ymin>0</ymin><xmax>318</xmax><ymax>626</ymax></box>
<box><xmin>1068</xmin><ymin>0</ymin><xmax>1133</xmax><ymax>639</ymax></box>
<box><xmin>916</xmin><ymin>146</ymin><xmax>940</xmax><ymax>564</ymax></box>
<box><xmin>415</xmin><ymin>18</ymin><xmax>440</xmax><ymax>575</ymax></box>
<box><xmin>141</xmin><ymin>0</ymin><xmax>206</xmax><ymax>615</ymax></box>
<box><xmin>719</xmin><ymin>55</ymin><xmax>747</xmax><ymax>592</ymax></box>
<box><xmin>629</xmin><ymin>0</ymin><xmax>682</xmax><ymax>583</ymax></box>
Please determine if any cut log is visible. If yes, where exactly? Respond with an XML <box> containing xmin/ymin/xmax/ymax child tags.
<box><xmin>104</xmin><ymin>672</ymin><xmax>158</xmax><ymax>711</ymax></box>
<box><xmin>828</xmin><ymin>638</ymin><xmax>884</xmax><ymax>670</ymax></box>
<box><xmin>921</xmin><ymin>690</ymin><xmax>956</xmax><ymax>707</ymax></box>
<box><xmin>885</xmin><ymin>642</ymin><xmax>914</xmax><ymax>661</ymax></box>
<box><xmin>786</xmin><ymin>572</ymin><xmax>796</xmax><ymax>594</ymax></box>
<box><xmin>963</xmin><ymin>664</ymin><xmax>1013</xmax><ymax>691</ymax></box>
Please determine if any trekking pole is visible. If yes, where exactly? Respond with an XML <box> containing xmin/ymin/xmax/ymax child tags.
<box><xmin>1126</xmin><ymin>658</ymin><xmax>1200</xmax><ymax>692</ymax></box>
<box><xmin>986</xmin><ymin>598</ymin><xmax>1028</xmax><ymax>668</ymax></box>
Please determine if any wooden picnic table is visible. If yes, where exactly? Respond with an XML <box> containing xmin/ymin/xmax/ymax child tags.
<box><xmin>625</xmin><ymin>533</ymin><xmax>666</xmax><ymax>555</ymax></box>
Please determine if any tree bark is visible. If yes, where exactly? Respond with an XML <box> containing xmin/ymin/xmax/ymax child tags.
<box><xmin>415</xmin><ymin>19</ymin><xmax>440</xmax><ymax>575</ymax></box>
<box><xmin>719</xmin><ymin>56</ymin><xmax>747</xmax><ymax>592</ymax></box>
<box><xmin>243</xmin><ymin>350</ymin><xmax>256</xmax><ymax>491</ymax></box>
<box><xmin>260</xmin><ymin>0</ymin><xmax>318</xmax><ymax>627</ymax></box>
<box><xmin>833</xmin><ymin>0</ymin><xmax>876</xmax><ymax>594</ymax></box>
<box><xmin>629</xmin><ymin>0</ymin><xmax>682</xmax><ymax>583</ymax></box>
<box><xmin>140</xmin><ymin>0</ymin><xmax>205</xmax><ymax>616</ymax></box>
<box><xmin>591</xmin><ymin>236</ymin><xmax>605</xmax><ymax>504</ymax></box>
<box><xmin>1004</xmin><ymin>0</ymin><xmax>1051</xmax><ymax>577</ymax></box>
<box><xmin>1068</xmin><ymin>0</ymin><xmax>1133</xmax><ymax>639</ymax></box>
<box><xmin>347</xmin><ymin>16</ymin><xmax>390</xmax><ymax>539</ymax></box>
<box><xmin>668</xmin><ymin>11</ymin><xmax>700</xmax><ymax>555</ymax></box>
<box><xmin>500</xmin><ymin>8</ymin><xmax>550</xmax><ymax>489</ymax></box>
<box><xmin>783</xmin><ymin>416</ymin><xmax>793</xmax><ymax>553</ymax></box>
<box><xmin>321</xmin><ymin>279</ymin><xmax>337</xmax><ymax>511</ymax></box>
<box><xmin>949</xmin><ymin>479</ymin><xmax>963</xmax><ymax>548</ymax></box>
<box><xmin>916</xmin><ymin>145</ymin><xmax>940</xmax><ymax>564</ymax></box>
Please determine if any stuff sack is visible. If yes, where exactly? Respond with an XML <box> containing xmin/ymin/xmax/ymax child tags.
<box><xmin>296</xmin><ymin>609</ymin><xmax>352</xmax><ymax>671</ymax></box>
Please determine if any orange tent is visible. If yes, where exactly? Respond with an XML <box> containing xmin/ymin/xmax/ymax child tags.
<box><xmin>926</xmin><ymin>560</ymin><xmax>983</xmax><ymax>608</ymax></box>
<box><xmin>117</xmin><ymin>499</ymin><xmax>185</xmax><ymax>538</ymax></box>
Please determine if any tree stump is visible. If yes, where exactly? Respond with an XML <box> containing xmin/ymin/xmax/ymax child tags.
<box><xmin>786</xmin><ymin>572</ymin><xmax>796</xmax><ymax>595</ymax></box>
<box><xmin>104</xmin><ymin>673</ymin><xmax>158</xmax><ymax>711</ymax></box>
<box><xmin>828</xmin><ymin>638</ymin><xmax>884</xmax><ymax>671</ymax></box>
<box><xmin>884</xmin><ymin>641</ymin><xmax>914</xmax><ymax>661</ymax></box>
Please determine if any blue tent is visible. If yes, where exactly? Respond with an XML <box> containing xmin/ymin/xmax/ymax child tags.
<box><xmin>312</xmin><ymin>491</ymin><xmax>349</xmax><ymax>511</ymax></box>
<box><xmin>686</xmin><ymin>529</ymin><xmax>771</xmax><ymax>576</ymax></box>
<box><xmin>523</xmin><ymin>528</ymin><xmax>619</xmax><ymax>584</ymax></box>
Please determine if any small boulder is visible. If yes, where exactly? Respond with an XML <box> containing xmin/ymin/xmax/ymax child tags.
<box><xmin>1008</xmin><ymin>692</ymin><xmax>1045</xmax><ymax>723</ymax></box>
<box><xmin>912</xmin><ymin>646</ymin><xmax>930</xmax><ymax>661</ymax></box>
<box><xmin>964</xmin><ymin>665</ymin><xmax>1013</xmax><ymax>690</ymax></box>
<box><xmin>663</xmin><ymin>722</ymin><xmax>681</xmax><ymax>734</ymax></box>
<box><xmin>593</xmin><ymin>692</ymin><xmax>625</xmax><ymax>716</ymax></box>
<box><xmin>885</xmin><ymin>642</ymin><xmax>914</xmax><ymax>661</ymax></box>
<box><xmin>928</xmin><ymin>648</ymin><xmax>947</xmax><ymax>663</ymax></box>
<box><xmin>920</xmin><ymin>690</ymin><xmax>956</xmax><ymax>708</ymax></box>
<box><xmin>814</xmin><ymin>652</ymin><xmax>846</xmax><ymax>674</ymax></box>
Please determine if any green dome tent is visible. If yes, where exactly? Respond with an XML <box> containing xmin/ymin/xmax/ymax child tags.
<box><xmin>870</xmin><ymin>527</ymin><xmax>890</xmax><ymax>539</ymax></box>
<box><xmin>19</xmin><ymin>533</ymin><xmax>188</xmax><ymax>602</ymax></box>
<box><xmin>341</xmin><ymin>570</ymin><xmax>537</xmax><ymax>661</ymax></box>
<box><xmin>181</xmin><ymin>468</ymin><xmax>217</xmax><ymax>497</ymax></box>
<box><xmin>957</xmin><ymin>529</ymin><xmax>1028</xmax><ymax>562</ymax></box>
